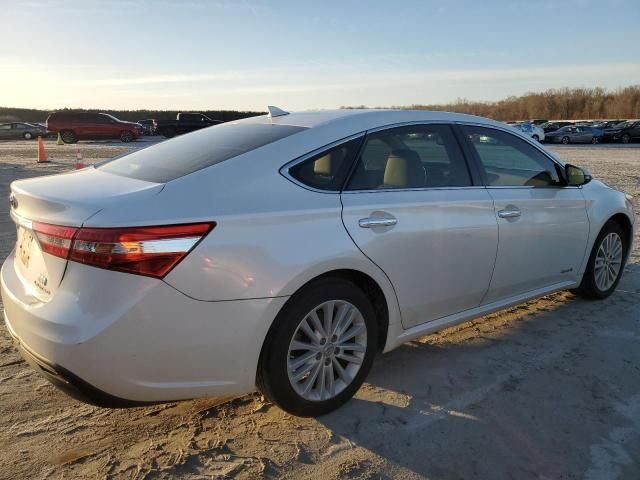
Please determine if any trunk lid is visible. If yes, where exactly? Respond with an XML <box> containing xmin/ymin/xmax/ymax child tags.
<box><xmin>9</xmin><ymin>168</ymin><xmax>163</xmax><ymax>302</ymax></box>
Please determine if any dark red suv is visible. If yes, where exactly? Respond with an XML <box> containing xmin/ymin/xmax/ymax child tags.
<box><xmin>46</xmin><ymin>112</ymin><xmax>143</xmax><ymax>143</ymax></box>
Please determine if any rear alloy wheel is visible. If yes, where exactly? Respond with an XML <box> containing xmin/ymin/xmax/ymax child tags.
<box><xmin>591</xmin><ymin>136</ymin><xmax>599</xmax><ymax>144</ymax></box>
<box><xmin>120</xmin><ymin>130</ymin><xmax>134</xmax><ymax>143</ymax></box>
<box><xmin>561</xmin><ymin>136</ymin><xmax>570</xmax><ymax>144</ymax></box>
<box><xmin>60</xmin><ymin>130</ymin><xmax>77</xmax><ymax>144</ymax></box>
<box><xmin>257</xmin><ymin>278</ymin><xmax>378</xmax><ymax>417</ymax></box>
<box><xmin>621</xmin><ymin>134</ymin><xmax>630</xmax><ymax>144</ymax></box>
<box><xmin>573</xmin><ymin>220</ymin><xmax>627</xmax><ymax>299</ymax></box>
<box><xmin>23</xmin><ymin>132</ymin><xmax>33</xmax><ymax>140</ymax></box>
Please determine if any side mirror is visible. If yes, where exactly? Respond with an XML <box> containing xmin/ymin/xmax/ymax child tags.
<box><xmin>565</xmin><ymin>164</ymin><xmax>592</xmax><ymax>186</ymax></box>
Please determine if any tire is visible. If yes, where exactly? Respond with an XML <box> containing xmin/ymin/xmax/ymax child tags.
<box><xmin>162</xmin><ymin>127</ymin><xmax>177</xmax><ymax>138</ymax></box>
<box><xmin>573</xmin><ymin>220</ymin><xmax>627</xmax><ymax>299</ymax></box>
<box><xmin>621</xmin><ymin>134</ymin><xmax>630</xmax><ymax>144</ymax></box>
<box><xmin>561</xmin><ymin>136</ymin><xmax>570</xmax><ymax>145</ymax></box>
<box><xmin>532</xmin><ymin>134</ymin><xmax>539</xmax><ymax>142</ymax></box>
<box><xmin>60</xmin><ymin>130</ymin><xmax>77</xmax><ymax>144</ymax></box>
<box><xmin>591</xmin><ymin>136</ymin><xmax>599</xmax><ymax>144</ymax></box>
<box><xmin>257</xmin><ymin>277</ymin><xmax>378</xmax><ymax>417</ymax></box>
<box><xmin>120</xmin><ymin>130</ymin><xmax>134</xmax><ymax>143</ymax></box>
<box><xmin>23</xmin><ymin>132</ymin><xmax>33</xmax><ymax>140</ymax></box>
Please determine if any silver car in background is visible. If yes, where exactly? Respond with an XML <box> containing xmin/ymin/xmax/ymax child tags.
<box><xmin>1</xmin><ymin>109</ymin><xmax>634</xmax><ymax>416</ymax></box>
<box><xmin>0</xmin><ymin>122</ymin><xmax>47</xmax><ymax>140</ymax></box>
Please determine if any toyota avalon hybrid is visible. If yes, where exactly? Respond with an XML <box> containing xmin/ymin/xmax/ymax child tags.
<box><xmin>1</xmin><ymin>108</ymin><xmax>634</xmax><ymax>416</ymax></box>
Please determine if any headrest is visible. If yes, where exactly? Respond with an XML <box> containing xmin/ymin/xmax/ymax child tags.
<box><xmin>383</xmin><ymin>149</ymin><xmax>425</xmax><ymax>188</ymax></box>
<box><xmin>313</xmin><ymin>149</ymin><xmax>346</xmax><ymax>176</ymax></box>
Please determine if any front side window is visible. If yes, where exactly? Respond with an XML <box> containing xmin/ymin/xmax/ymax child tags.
<box><xmin>346</xmin><ymin>124</ymin><xmax>472</xmax><ymax>190</ymax></box>
<box><xmin>461</xmin><ymin>125</ymin><xmax>562</xmax><ymax>187</ymax></box>
<box><xmin>288</xmin><ymin>137</ymin><xmax>362</xmax><ymax>191</ymax></box>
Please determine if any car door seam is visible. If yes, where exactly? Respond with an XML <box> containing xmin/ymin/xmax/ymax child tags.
<box><xmin>477</xmin><ymin>187</ymin><xmax>501</xmax><ymax>306</ymax></box>
<box><xmin>338</xmin><ymin>192</ymin><xmax>405</xmax><ymax>328</ymax></box>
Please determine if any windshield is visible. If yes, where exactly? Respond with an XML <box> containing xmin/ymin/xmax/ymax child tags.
<box><xmin>101</xmin><ymin>113</ymin><xmax>120</xmax><ymax>122</ymax></box>
<box><xmin>99</xmin><ymin>121</ymin><xmax>307</xmax><ymax>183</ymax></box>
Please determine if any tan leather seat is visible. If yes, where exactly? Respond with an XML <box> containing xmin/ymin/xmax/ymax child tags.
<box><xmin>383</xmin><ymin>149</ymin><xmax>426</xmax><ymax>188</ymax></box>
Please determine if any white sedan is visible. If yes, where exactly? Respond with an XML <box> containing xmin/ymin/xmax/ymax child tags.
<box><xmin>2</xmin><ymin>108</ymin><xmax>634</xmax><ymax>416</ymax></box>
<box><xmin>511</xmin><ymin>122</ymin><xmax>545</xmax><ymax>142</ymax></box>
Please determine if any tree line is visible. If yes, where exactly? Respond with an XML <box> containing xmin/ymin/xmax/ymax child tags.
<box><xmin>401</xmin><ymin>85</ymin><xmax>640</xmax><ymax>121</ymax></box>
<box><xmin>0</xmin><ymin>107</ymin><xmax>264</xmax><ymax>123</ymax></box>
<box><xmin>3</xmin><ymin>85</ymin><xmax>639</xmax><ymax>123</ymax></box>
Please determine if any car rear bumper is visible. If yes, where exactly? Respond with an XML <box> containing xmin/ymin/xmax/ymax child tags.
<box><xmin>1</xmin><ymin>250</ymin><xmax>288</xmax><ymax>406</ymax></box>
<box><xmin>7</xmin><ymin>323</ymin><xmax>149</xmax><ymax>407</ymax></box>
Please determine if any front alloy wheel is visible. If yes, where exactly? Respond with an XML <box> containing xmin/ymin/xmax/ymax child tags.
<box><xmin>257</xmin><ymin>278</ymin><xmax>377</xmax><ymax>417</ymax></box>
<box><xmin>593</xmin><ymin>232</ymin><xmax>623</xmax><ymax>292</ymax></box>
<box><xmin>573</xmin><ymin>220</ymin><xmax>627</xmax><ymax>299</ymax></box>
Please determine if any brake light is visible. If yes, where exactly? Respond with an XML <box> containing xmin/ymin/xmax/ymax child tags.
<box><xmin>70</xmin><ymin>223</ymin><xmax>215</xmax><ymax>278</ymax></box>
<box><xmin>33</xmin><ymin>222</ymin><xmax>78</xmax><ymax>259</ymax></box>
<box><xmin>33</xmin><ymin>222</ymin><xmax>215</xmax><ymax>279</ymax></box>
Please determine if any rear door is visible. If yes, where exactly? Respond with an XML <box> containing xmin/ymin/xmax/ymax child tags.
<box><xmin>341</xmin><ymin>124</ymin><xmax>498</xmax><ymax>328</ymax></box>
<box><xmin>458</xmin><ymin>124</ymin><xmax>589</xmax><ymax>304</ymax></box>
<box><xmin>576</xmin><ymin>127</ymin><xmax>591</xmax><ymax>143</ymax></box>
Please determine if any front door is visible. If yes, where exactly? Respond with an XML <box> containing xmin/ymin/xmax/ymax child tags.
<box><xmin>341</xmin><ymin>124</ymin><xmax>498</xmax><ymax>328</ymax></box>
<box><xmin>459</xmin><ymin>124</ymin><xmax>589</xmax><ymax>304</ymax></box>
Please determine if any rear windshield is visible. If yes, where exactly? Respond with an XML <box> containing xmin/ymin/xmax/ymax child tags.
<box><xmin>99</xmin><ymin>121</ymin><xmax>307</xmax><ymax>183</ymax></box>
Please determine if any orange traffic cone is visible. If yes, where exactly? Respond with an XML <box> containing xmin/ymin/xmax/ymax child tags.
<box><xmin>37</xmin><ymin>136</ymin><xmax>49</xmax><ymax>163</ymax></box>
<box><xmin>75</xmin><ymin>149</ymin><xmax>86</xmax><ymax>169</ymax></box>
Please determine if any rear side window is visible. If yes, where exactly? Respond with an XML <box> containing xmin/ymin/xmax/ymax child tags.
<box><xmin>99</xmin><ymin>122</ymin><xmax>307</xmax><ymax>183</ymax></box>
<box><xmin>287</xmin><ymin>137</ymin><xmax>363</xmax><ymax>191</ymax></box>
<box><xmin>346</xmin><ymin>124</ymin><xmax>472</xmax><ymax>190</ymax></box>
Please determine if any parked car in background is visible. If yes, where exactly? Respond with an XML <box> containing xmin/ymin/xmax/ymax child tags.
<box><xmin>0</xmin><ymin>122</ymin><xmax>48</xmax><ymax>140</ymax></box>
<box><xmin>511</xmin><ymin>122</ymin><xmax>545</xmax><ymax>142</ymax></box>
<box><xmin>4</xmin><ymin>109</ymin><xmax>633</xmax><ymax>416</ymax></box>
<box><xmin>540</xmin><ymin>121</ymin><xmax>574</xmax><ymax>133</ymax></box>
<box><xmin>593</xmin><ymin>120</ymin><xmax>626</xmax><ymax>130</ymax></box>
<box><xmin>529</xmin><ymin>119</ymin><xmax>548</xmax><ymax>125</ymax></box>
<box><xmin>46</xmin><ymin>112</ymin><xmax>143</xmax><ymax>144</ymax></box>
<box><xmin>137</xmin><ymin>119</ymin><xmax>157</xmax><ymax>135</ymax></box>
<box><xmin>602</xmin><ymin>120</ymin><xmax>640</xmax><ymax>144</ymax></box>
<box><xmin>156</xmin><ymin>113</ymin><xmax>222</xmax><ymax>138</ymax></box>
<box><xmin>545</xmin><ymin>125</ymin><xmax>601</xmax><ymax>144</ymax></box>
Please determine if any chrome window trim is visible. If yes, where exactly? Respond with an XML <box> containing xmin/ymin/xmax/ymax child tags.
<box><xmin>281</xmin><ymin>120</ymin><xmax>576</xmax><ymax>194</ymax></box>
<box><xmin>341</xmin><ymin>186</ymin><xmax>487</xmax><ymax>195</ymax></box>
<box><xmin>279</xmin><ymin>133</ymin><xmax>366</xmax><ymax>194</ymax></box>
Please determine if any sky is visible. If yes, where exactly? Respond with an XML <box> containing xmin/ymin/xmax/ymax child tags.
<box><xmin>1</xmin><ymin>0</ymin><xmax>639</xmax><ymax>111</ymax></box>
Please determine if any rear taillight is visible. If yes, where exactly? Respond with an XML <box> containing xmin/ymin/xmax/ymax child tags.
<box><xmin>34</xmin><ymin>222</ymin><xmax>215</xmax><ymax>279</ymax></box>
<box><xmin>33</xmin><ymin>222</ymin><xmax>78</xmax><ymax>259</ymax></box>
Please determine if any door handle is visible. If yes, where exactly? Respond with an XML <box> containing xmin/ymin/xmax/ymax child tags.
<box><xmin>497</xmin><ymin>208</ymin><xmax>521</xmax><ymax>219</ymax></box>
<box><xmin>358</xmin><ymin>217</ymin><xmax>397</xmax><ymax>228</ymax></box>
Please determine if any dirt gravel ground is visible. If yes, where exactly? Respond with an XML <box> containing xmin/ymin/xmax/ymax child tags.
<box><xmin>0</xmin><ymin>139</ymin><xmax>638</xmax><ymax>480</ymax></box>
